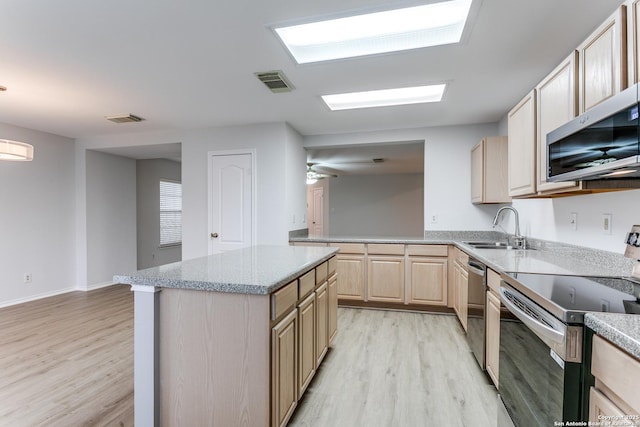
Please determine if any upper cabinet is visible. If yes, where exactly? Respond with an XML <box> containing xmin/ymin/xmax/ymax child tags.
<box><xmin>508</xmin><ymin>90</ymin><xmax>537</xmax><ymax>197</ymax></box>
<box><xmin>471</xmin><ymin>137</ymin><xmax>510</xmax><ymax>204</ymax></box>
<box><xmin>627</xmin><ymin>0</ymin><xmax>640</xmax><ymax>83</ymax></box>
<box><xmin>536</xmin><ymin>52</ymin><xmax>582</xmax><ymax>194</ymax></box>
<box><xmin>578</xmin><ymin>5</ymin><xmax>627</xmax><ymax>113</ymax></box>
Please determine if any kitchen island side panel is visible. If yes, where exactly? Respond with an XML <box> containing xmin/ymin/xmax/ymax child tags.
<box><xmin>159</xmin><ymin>288</ymin><xmax>271</xmax><ymax>426</ymax></box>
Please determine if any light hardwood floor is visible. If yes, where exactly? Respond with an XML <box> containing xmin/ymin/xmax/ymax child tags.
<box><xmin>290</xmin><ymin>308</ymin><xmax>499</xmax><ymax>427</ymax></box>
<box><xmin>0</xmin><ymin>288</ymin><xmax>497</xmax><ymax>427</ymax></box>
<box><xmin>0</xmin><ymin>285</ymin><xmax>134</xmax><ymax>427</ymax></box>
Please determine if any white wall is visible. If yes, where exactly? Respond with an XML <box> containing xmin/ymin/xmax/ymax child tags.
<box><xmin>0</xmin><ymin>122</ymin><xmax>76</xmax><ymax>306</ymax></box>
<box><xmin>284</xmin><ymin>125</ymin><xmax>308</xmax><ymax>231</ymax></box>
<box><xmin>305</xmin><ymin>123</ymin><xmax>503</xmax><ymax>233</ymax></box>
<box><xmin>328</xmin><ymin>174</ymin><xmax>424</xmax><ymax>236</ymax></box>
<box><xmin>76</xmin><ymin>122</ymin><xmax>307</xmax><ymax>266</ymax></box>
<box><xmin>85</xmin><ymin>150</ymin><xmax>137</xmax><ymax>287</ymax></box>
<box><xmin>136</xmin><ymin>159</ymin><xmax>182</xmax><ymax>269</ymax></box>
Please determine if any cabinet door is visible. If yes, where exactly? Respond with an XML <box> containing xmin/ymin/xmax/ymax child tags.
<box><xmin>407</xmin><ymin>257</ymin><xmax>448</xmax><ymax>306</ymax></box>
<box><xmin>297</xmin><ymin>293</ymin><xmax>316</xmax><ymax>396</ymax></box>
<box><xmin>367</xmin><ymin>256</ymin><xmax>405</xmax><ymax>303</ymax></box>
<box><xmin>315</xmin><ymin>283</ymin><xmax>329</xmax><ymax>366</ymax></box>
<box><xmin>272</xmin><ymin>310</ymin><xmax>297</xmax><ymax>427</ymax></box>
<box><xmin>536</xmin><ymin>52</ymin><xmax>582</xmax><ymax>194</ymax></box>
<box><xmin>335</xmin><ymin>254</ymin><xmax>365</xmax><ymax>300</ymax></box>
<box><xmin>628</xmin><ymin>0</ymin><xmax>640</xmax><ymax>84</ymax></box>
<box><xmin>470</xmin><ymin>141</ymin><xmax>484</xmax><ymax>204</ymax></box>
<box><xmin>578</xmin><ymin>6</ymin><xmax>626</xmax><ymax>113</ymax></box>
<box><xmin>486</xmin><ymin>290</ymin><xmax>501</xmax><ymax>387</ymax></box>
<box><xmin>589</xmin><ymin>388</ymin><xmax>633</xmax><ymax>425</ymax></box>
<box><xmin>508</xmin><ymin>90</ymin><xmax>537</xmax><ymax>197</ymax></box>
<box><xmin>453</xmin><ymin>262</ymin><xmax>468</xmax><ymax>332</ymax></box>
<box><xmin>328</xmin><ymin>273</ymin><xmax>338</xmax><ymax>345</ymax></box>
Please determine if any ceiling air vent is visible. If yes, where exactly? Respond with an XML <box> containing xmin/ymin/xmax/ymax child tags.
<box><xmin>255</xmin><ymin>71</ymin><xmax>294</xmax><ymax>93</ymax></box>
<box><xmin>105</xmin><ymin>114</ymin><xmax>145</xmax><ymax>124</ymax></box>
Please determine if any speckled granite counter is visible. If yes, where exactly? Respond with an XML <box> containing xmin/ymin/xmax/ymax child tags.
<box><xmin>114</xmin><ymin>244</ymin><xmax>338</xmax><ymax>294</ymax></box>
<box><xmin>291</xmin><ymin>231</ymin><xmax>635</xmax><ymax>277</ymax></box>
<box><xmin>585</xmin><ymin>313</ymin><xmax>640</xmax><ymax>360</ymax></box>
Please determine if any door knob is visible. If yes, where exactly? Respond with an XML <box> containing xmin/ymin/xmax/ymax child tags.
<box><xmin>211</xmin><ymin>233</ymin><xmax>219</xmax><ymax>238</ymax></box>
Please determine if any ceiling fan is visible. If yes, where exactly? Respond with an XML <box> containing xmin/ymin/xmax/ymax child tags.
<box><xmin>306</xmin><ymin>163</ymin><xmax>337</xmax><ymax>184</ymax></box>
<box><xmin>572</xmin><ymin>146</ymin><xmax>619</xmax><ymax>168</ymax></box>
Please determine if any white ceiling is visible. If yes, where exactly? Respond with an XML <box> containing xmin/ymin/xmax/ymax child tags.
<box><xmin>0</xmin><ymin>0</ymin><xmax>624</xmax><ymax>144</ymax></box>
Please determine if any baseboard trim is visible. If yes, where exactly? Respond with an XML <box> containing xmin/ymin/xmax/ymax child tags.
<box><xmin>338</xmin><ymin>299</ymin><xmax>455</xmax><ymax>314</ymax></box>
<box><xmin>0</xmin><ymin>287</ymin><xmax>76</xmax><ymax>309</ymax></box>
<box><xmin>84</xmin><ymin>281</ymin><xmax>116</xmax><ymax>291</ymax></box>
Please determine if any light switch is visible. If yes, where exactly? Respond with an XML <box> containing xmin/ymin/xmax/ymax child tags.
<box><xmin>602</xmin><ymin>213</ymin><xmax>612</xmax><ymax>235</ymax></box>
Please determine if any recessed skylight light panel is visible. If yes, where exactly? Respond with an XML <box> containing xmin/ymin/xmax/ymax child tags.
<box><xmin>274</xmin><ymin>0</ymin><xmax>472</xmax><ymax>63</ymax></box>
<box><xmin>322</xmin><ymin>84</ymin><xmax>446</xmax><ymax>110</ymax></box>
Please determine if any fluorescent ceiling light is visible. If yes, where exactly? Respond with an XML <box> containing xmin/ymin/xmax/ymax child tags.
<box><xmin>322</xmin><ymin>84</ymin><xmax>446</xmax><ymax>110</ymax></box>
<box><xmin>274</xmin><ymin>0</ymin><xmax>472</xmax><ymax>63</ymax></box>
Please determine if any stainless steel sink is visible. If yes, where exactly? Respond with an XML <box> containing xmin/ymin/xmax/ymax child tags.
<box><xmin>462</xmin><ymin>241</ymin><xmax>535</xmax><ymax>250</ymax></box>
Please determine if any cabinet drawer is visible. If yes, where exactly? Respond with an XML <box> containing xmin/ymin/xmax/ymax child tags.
<box><xmin>316</xmin><ymin>262</ymin><xmax>328</xmax><ymax>285</ymax></box>
<box><xmin>592</xmin><ymin>335</ymin><xmax>640</xmax><ymax>414</ymax></box>
<box><xmin>328</xmin><ymin>256</ymin><xmax>337</xmax><ymax>276</ymax></box>
<box><xmin>272</xmin><ymin>280</ymin><xmax>298</xmax><ymax>321</ymax></box>
<box><xmin>407</xmin><ymin>244</ymin><xmax>448</xmax><ymax>257</ymax></box>
<box><xmin>299</xmin><ymin>270</ymin><xmax>315</xmax><ymax>298</ymax></box>
<box><xmin>487</xmin><ymin>269</ymin><xmax>501</xmax><ymax>294</ymax></box>
<box><xmin>368</xmin><ymin>243</ymin><xmax>405</xmax><ymax>255</ymax></box>
<box><xmin>328</xmin><ymin>243</ymin><xmax>365</xmax><ymax>254</ymax></box>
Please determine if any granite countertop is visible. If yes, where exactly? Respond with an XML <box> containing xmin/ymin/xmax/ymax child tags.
<box><xmin>585</xmin><ymin>313</ymin><xmax>640</xmax><ymax>360</ymax></box>
<box><xmin>114</xmin><ymin>245</ymin><xmax>338</xmax><ymax>295</ymax></box>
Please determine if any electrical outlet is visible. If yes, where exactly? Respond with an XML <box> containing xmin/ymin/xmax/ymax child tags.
<box><xmin>570</xmin><ymin>212</ymin><xmax>577</xmax><ymax>231</ymax></box>
<box><xmin>430</xmin><ymin>214</ymin><xmax>438</xmax><ymax>224</ymax></box>
<box><xmin>24</xmin><ymin>273</ymin><xmax>32</xmax><ymax>284</ymax></box>
<box><xmin>602</xmin><ymin>213</ymin><xmax>612</xmax><ymax>235</ymax></box>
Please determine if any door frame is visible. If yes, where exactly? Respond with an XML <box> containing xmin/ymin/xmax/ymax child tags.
<box><xmin>207</xmin><ymin>149</ymin><xmax>257</xmax><ymax>255</ymax></box>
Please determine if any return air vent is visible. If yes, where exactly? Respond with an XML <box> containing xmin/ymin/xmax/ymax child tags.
<box><xmin>105</xmin><ymin>114</ymin><xmax>145</xmax><ymax>123</ymax></box>
<box><xmin>255</xmin><ymin>71</ymin><xmax>294</xmax><ymax>93</ymax></box>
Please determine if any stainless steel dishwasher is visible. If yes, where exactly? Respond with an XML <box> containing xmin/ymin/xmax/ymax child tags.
<box><xmin>466</xmin><ymin>257</ymin><xmax>487</xmax><ymax>370</ymax></box>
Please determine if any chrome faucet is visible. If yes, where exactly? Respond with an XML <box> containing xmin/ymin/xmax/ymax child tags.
<box><xmin>492</xmin><ymin>206</ymin><xmax>525</xmax><ymax>249</ymax></box>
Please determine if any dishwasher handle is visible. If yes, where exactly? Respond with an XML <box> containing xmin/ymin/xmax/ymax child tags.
<box><xmin>467</xmin><ymin>261</ymin><xmax>485</xmax><ymax>276</ymax></box>
<box><xmin>499</xmin><ymin>286</ymin><xmax>565</xmax><ymax>344</ymax></box>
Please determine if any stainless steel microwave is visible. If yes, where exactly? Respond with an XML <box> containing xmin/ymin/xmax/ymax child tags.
<box><xmin>547</xmin><ymin>83</ymin><xmax>640</xmax><ymax>181</ymax></box>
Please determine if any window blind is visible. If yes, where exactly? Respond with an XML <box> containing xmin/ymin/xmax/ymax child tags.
<box><xmin>160</xmin><ymin>180</ymin><xmax>182</xmax><ymax>246</ymax></box>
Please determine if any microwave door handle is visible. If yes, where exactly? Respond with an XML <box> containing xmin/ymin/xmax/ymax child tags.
<box><xmin>499</xmin><ymin>287</ymin><xmax>565</xmax><ymax>344</ymax></box>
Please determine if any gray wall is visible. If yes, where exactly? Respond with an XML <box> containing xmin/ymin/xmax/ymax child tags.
<box><xmin>328</xmin><ymin>174</ymin><xmax>424</xmax><ymax>236</ymax></box>
<box><xmin>136</xmin><ymin>159</ymin><xmax>182</xmax><ymax>269</ymax></box>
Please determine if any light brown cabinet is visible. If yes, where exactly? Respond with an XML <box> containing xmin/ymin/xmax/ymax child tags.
<box><xmin>330</xmin><ymin>243</ymin><xmax>366</xmax><ymax>301</ymax></box>
<box><xmin>297</xmin><ymin>292</ymin><xmax>316</xmax><ymax>396</ymax></box>
<box><xmin>627</xmin><ymin>0</ymin><xmax>640</xmax><ymax>83</ymax></box>
<box><xmin>315</xmin><ymin>282</ymin><xmax>329</xmax><ymax>366</ymax></box>
<box><xmin>367</xmin><ymin>255</ymin><xmax>405</xmax><ymax>303</ymax></box>
<box><xmin>485</xmin><ymin>269</ymin><xmax>502</xmax><ymax>387</ymax></box>
<box><xmin>589</xmin><ymin>334</ymin><xmax>640</xmax><ymax>424</ymax></box>
<box><xmin>328</xmin><ymin>268</ymin><xmax>338</xmax><ymax>344</ymax></box>
<box><xmin>451</xmin><ymin>248</ymin><xmax>469</xmax><ymax>331</ymax></box>
<box><xmin>508</xmin><ymin>90</ymin><xmax>537</xmax><ymax>197</ymax></box>
<box><xmin>471</xmin><ymin>136</ymin><xmax>510</xmax><ymax>204</ymax></box>
<box><xmin>272</xmin><ymin>309</ymin><xmax>298</xmax><ymax>427</ymax></box>
<box><xmin>578</xmin><ymin>5</ymin><xmax>627</xmax><ymax>113</ymax></box>
<box><xmin>536</xmin><ymin>52</ymin><xmax>582</xmax><ymax>195</ymax></box>
<box><xmin>407</xmin><ymin>256</ymin><xmax>448</xmax><ymax>306</ymax></box>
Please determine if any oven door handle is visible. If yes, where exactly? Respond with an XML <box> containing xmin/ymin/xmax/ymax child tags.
<box><xmin>499</xmin><ymin>287</ymin><xmax>565</xmax><ymax>344</ymax></box>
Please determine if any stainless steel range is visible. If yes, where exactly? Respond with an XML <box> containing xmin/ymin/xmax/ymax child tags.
<box><xmin>498</xmin><ymin>272</ymin><xmax>639</xmax><ymax>427</ymax></box>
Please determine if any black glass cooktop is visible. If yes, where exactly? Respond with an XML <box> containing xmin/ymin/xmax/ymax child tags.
<box><xmin>501</xmin><ymin>272</ymin><xmax>639</xmax><ymax>323</ymax></box>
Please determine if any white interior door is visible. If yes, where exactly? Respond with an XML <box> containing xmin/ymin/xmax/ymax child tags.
<box><xmin>209</xmin><ymin>152</ymin><xmax>254</xmax><ymax>254</ymax></box>
<box><xmin>311</xmin><ymin>187</ymin><xmax>324</xmax><ymax>236</ymax></box>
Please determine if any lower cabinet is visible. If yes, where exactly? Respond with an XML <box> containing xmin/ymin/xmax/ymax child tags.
<box><xmin>367</xmin><ymin>255</ymin><xmax>405</xmax><ymax>303</ymax></box>
<box><xmin>271</xmin><ymin>256</ymin><xmax>337</xmax><ymax>427</ymax></box>
<box><xmin>272</xmin><ymin>310</ymin><xmax>298</xmax><ymax>427</ymax></box>
<box><xmin>332</xmin><ymin>245</ymin><xmax>366</xmax><ymax>301</ymax></box>
<box><xmin>297</xmin><ymin>292</ymin><xmax>316</xmax><ymax>396</ymax></box>
<box><xmin>485</xmin><ymin>288</ymin><xmax>501</xmax><ymax>386</ymax></box>
<box><xmin>452</xmin><ymin>251</ymin><xmax>469</xmax><ymax>332</ymax></box>
<box><xmin>406</xmin><ymin>245</ymin><xmax>449</xmax><ymax>306</ymax></box>
<box><xmin>589</xmin><ymin>334</ymin><xmax>640</xmax><ymax>424</ymax></box>
<box><xmin>315</xmin><ymin>282</ymin><xmax>329</xmax><ymax>365</ymax></box>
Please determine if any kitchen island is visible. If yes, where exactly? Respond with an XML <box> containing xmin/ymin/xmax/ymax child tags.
<box><xmin>114</xmin><ymin>245</ymin><xmax>338</xmax><ymax>427</ymax></box>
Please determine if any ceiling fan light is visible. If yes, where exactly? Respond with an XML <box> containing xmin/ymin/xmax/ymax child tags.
<box><xmin>0</xmin><ymin>139</ymin><xmax>34</xmax><ymax>161</ymax></box>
